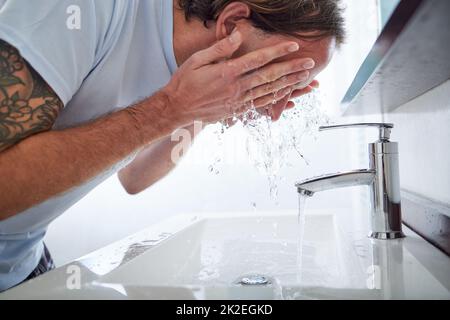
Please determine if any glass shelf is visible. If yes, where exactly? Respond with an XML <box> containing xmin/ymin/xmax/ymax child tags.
<box><xmin>341</xmin><ymin>0</ymin><xmax>450</xmax><ymax>116</ymax></box>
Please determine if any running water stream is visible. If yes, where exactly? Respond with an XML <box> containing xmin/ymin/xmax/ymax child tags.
<box><xmin>296</xmin><ymin>194</ymin><xmax>308</xmax><ymax>285</ymax></box>
<box><xmin>209</xmin><ymin>90</ymin><xmax>328</xmax><ymax>293</ymax></box>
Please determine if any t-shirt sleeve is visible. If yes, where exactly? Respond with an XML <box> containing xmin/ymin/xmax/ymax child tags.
<box><xmin>0</xmin><ymin>0</ymin><xmax>105</xmax><ymax>105</ymax></box>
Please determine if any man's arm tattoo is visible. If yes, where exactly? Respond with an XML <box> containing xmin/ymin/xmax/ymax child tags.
<box><xmin>0</xmin><ymin>39</ymin><xmax>63</xmax><ymax>152</ymax></box>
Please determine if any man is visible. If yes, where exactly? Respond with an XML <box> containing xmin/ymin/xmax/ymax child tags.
<box><xmin>0</xmin><ymin>0</ymin><xmax>345</xmax><ymax>291</ymax></box>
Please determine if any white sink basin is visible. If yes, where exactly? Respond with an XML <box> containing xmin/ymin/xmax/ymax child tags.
<box><xmin>100</xmin><ymin>213</ymin><xmax>350</xmax><ymax>290</ymax></box>
<box><xmin>1</xmin><ymin>210</ymin><xmax>449</xmax><ymax>300</ymax></box>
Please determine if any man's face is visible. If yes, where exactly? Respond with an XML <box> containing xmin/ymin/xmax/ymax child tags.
<box><xmin>233</xmin><ymin>23</ymin><xmax>336</xmax><ymax>88</ymax></box>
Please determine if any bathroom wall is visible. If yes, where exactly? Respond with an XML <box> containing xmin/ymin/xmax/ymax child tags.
<box><xmin>383</xmin><ymin>80</ymin><xmax>450</xmax><ymax>207</ymax></box>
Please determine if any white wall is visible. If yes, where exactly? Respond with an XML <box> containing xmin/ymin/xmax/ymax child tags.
<box><xmin>384</xmin><ymin>80</ymin><xmax>450</xmax><ymax>207</ymax></box>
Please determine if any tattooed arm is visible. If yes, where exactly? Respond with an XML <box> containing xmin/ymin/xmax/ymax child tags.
<box><xmin>0</xmin><ymin>30</ymin><xmax>306</xmax><ymax>219</ymax></box>
<box><xmin>0</xmin><ymin>40</ymin><xmax>63</xmax><ymax>151</ymax></box>
<box><xmin>0</xmin><ymin>40</ymin><xmax>178</xmax><ymax>221</ymax></box>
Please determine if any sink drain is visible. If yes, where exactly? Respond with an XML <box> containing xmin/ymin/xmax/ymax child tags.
<box><xmin>238</xmin><ymin>275</ymin><xmax>271</xmax><ymax>286</ymax></box>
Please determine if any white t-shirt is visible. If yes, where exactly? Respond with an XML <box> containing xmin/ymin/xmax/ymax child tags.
<box><xmin>0</xmin><ymin>0</ymin><xmax>177</xmax><ymax>291</ymax></box>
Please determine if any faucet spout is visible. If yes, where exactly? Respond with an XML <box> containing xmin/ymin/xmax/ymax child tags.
<box><xmin>296</xmin><ymin>169</ymin><xmax>376</xmax><ymax>197</ymax></box>
<box><xmin>295</xmin><ymin>123</ymin><xmax>404</xmax><ymax>240</ymax></box>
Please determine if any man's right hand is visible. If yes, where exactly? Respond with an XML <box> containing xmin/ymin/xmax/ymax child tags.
<box><xmin>161</xmin><ymin>30</ymin><xmax>316</xmax><ymax>126</ymax></box>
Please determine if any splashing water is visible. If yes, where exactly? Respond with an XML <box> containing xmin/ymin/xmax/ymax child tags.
<box><xmin>209</xmin><ymin>90</ymin><xmax>329</xmax><ymax>201</ymax></box>
<box><xmin>209</xmin><ymin>123</ymin><xmax>227</xmax><ymax>175</ymax></box>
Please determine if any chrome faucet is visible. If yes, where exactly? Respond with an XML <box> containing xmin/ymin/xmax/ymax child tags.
<box><xmin>296</xmin><ymin>123</ymin><xmax>405</xmax><ymax>240</ymax></box>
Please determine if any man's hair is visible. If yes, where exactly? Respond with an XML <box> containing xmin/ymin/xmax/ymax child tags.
<box><xmin>178</xmin><ymin>0</ymin><xmax>346</xmax><ymax>45</ymax></box>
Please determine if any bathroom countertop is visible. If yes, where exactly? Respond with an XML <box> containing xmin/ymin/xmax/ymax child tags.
<box><xmin>1</xmin><ymin>210</ymin><xmax>449</xmax><ymax>300</ymax></box>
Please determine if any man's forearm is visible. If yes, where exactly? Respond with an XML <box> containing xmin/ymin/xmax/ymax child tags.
<box><xmin>0</xmin><ymin>92</ymin><xmax>176</xmax><ymax>221</ymax></box>
<box><xmin>118</xmin><ymin>123</ymin><xmax>200</xmax><ymax>194</ymax></box>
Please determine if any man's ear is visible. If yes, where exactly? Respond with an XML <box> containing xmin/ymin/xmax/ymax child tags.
<box><xmin>215</xmin><ymin>2</ymin><xmax>251</xmax><ymax>40</ymax></box>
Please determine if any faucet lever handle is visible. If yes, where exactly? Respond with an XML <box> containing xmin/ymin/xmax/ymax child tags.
<box><xmin>319</xmin><ymin>123</ymin><xmax>394</xmax><ymax>141</ymax></box>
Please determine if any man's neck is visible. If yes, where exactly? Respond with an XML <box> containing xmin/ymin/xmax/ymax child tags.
<box><xmin>173</xmin><ymin>3</ymin><xmax>217</xmax><ymax>66</ymax></box>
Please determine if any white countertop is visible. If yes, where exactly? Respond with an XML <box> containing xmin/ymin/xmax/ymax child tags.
<box><xmin>1</xmin><ymin>210</ymin><xmax>449</xmax><ymax>300</ymax></box>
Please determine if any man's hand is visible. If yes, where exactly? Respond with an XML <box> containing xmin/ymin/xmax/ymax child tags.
<box><xmin>269</xmin><ymin>79</ymin><xmax>320</xmax><ymax>121</ymax></box>
<box><xmin>222</xmin><ymin>79</ymin><xmax>319</xmax><ymax>126</ymax></box>
<box><xmin>162</xmin><ymin>30</ymin><xmax>316</xmax><ymax>126</ymax></box>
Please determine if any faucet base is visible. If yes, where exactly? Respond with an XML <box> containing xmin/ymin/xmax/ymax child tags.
<box><xmin>369</xmin><ymin>231</ymin><xmax>405</xmax><ymax>240</ymax></box>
